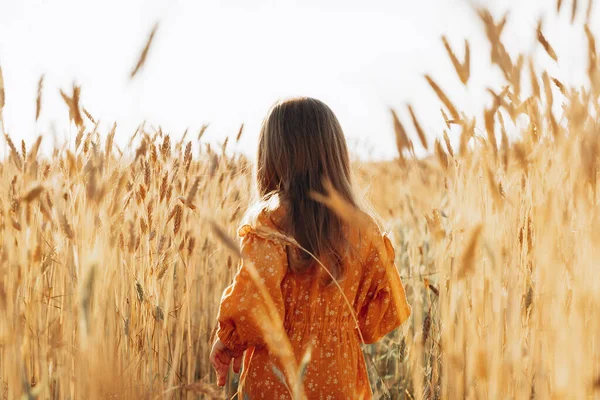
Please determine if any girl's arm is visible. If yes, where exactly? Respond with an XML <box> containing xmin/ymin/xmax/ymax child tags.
<box><xmin>216</xmin><ymin>232</ymin><xmax>288</xmax><ymax>354</ymax></box>
<box><xmin>357</xmin><ymin>233</ymin><xmax>411</xmax><ymax>344</ymax></box>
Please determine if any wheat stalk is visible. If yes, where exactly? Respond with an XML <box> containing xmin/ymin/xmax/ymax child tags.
<box><xmin>425</xmin><ymin>75</ymin><xmax>460</xmax><ymax>121</ymax></box>
<box><xmin>35</xmin><ymin>75</ymin><xmax>44</xmax><ymax>121</ymax></box>
<box><xmin>407</xmin><ymin>105</ymin><xmax>429</xmax><ymax>150</ymax></box>
<box><xmin>131</xmin><ymin>22</ymin><xmax>159</xmax><ymax>79</ymax></box>
<box><xmin>60</xmin><ymin>84</ymin><xmax>84</xmax><ymax>128</ymax></box>
<box><xmin>441</xmin><ymin>36</ymin><xmax>470</xmax><ymax>85</ymax></box>
<box><xmin>537</xmin><ymin>22</ymin><xmax>558</xmax><ymax>62</ymax></box>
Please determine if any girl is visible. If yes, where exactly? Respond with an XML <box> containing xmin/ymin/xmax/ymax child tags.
<box><xmin>210</xmin><ymin>97</ymin><xmax>411</xmax><ymax>399</ymax></box>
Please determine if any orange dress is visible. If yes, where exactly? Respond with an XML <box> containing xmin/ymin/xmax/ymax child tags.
<box><xmin>216</xmin><ymin>204</ymin><xmax>411</xmax><ymax>399</ymax></box>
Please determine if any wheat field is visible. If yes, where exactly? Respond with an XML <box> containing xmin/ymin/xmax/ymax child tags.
<box><xmin>1</xmin><ymin>6</ymin><xmax>600</xmax><ymax>400</ymax></box>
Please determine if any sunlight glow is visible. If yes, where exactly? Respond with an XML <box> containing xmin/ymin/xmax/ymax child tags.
<box><xmin>0</xmin><ymin>0</ymin><xmax>593</xmax><ymax>159</ymax></box>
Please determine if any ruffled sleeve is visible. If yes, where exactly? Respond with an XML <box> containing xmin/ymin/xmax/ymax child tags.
<box><xmin>357</xmin><ymin>232</ymin><xmax>411</xmax><ymax>344</ymax></box>
<box><xmin>216</xmin><ymin>225</ymin><xmax>288</xmax><ymax>353</ymax></box>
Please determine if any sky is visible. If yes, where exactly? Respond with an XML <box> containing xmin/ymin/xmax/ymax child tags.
<box><xmin>0</xmin><ymin>0</ymin><xmax>596</xmax><ymax>160</ymax></box>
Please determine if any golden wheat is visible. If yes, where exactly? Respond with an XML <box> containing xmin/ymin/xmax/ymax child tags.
<box><xmin>1</xmin><ymin>7</ymin><xmax>600</xmax><ymax>400</ymax></box>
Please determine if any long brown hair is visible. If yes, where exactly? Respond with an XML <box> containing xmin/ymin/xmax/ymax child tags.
<box><xmin>255</xmin><ymin>97</ymin><xmax>357</xmax><ymax>278</ymax></box>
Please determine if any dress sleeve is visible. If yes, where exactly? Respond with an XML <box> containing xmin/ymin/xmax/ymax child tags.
<box><xmin>358</xmin><ymin>232</ymin><xmax>411</xmax><ymax>344</ymax></box>
<box><xmin>216</xmin><ymin>231</ymin><xmax>288</xmax><ymax>353</ymax></box>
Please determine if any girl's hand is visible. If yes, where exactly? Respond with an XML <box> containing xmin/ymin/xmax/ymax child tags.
<box><xmin>209</xmin><ymin>339</ymin><xmax>244</xmax><ymax>386</ymax></box>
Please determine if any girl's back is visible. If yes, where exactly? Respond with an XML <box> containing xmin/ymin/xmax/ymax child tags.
<box><xmin>211</xmin><ymin>97</ymin><xmax>411</xmax><ymax>399</ymax></box>
<box><xmin>217</xmin><ymin>199</ymin><xmax>411</xmax><ymax>399</ymax></box>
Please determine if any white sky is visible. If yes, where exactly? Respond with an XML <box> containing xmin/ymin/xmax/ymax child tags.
<box><xmin>0</xmin><ymin>0</ymin><xmax>596</xmax><ymax>159</ymax></box>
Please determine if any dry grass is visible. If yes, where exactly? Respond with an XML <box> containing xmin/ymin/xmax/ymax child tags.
<box><xmin>1</xmin><ymin>7</ymin><xmax>600</xmax><ymax>400</ymax></box>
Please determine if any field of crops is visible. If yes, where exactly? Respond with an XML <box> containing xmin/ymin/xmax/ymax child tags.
<box><xmin>1</xmin><ymin>5</ymin><xmax>600</xmax><ymax>400</ymax></box>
